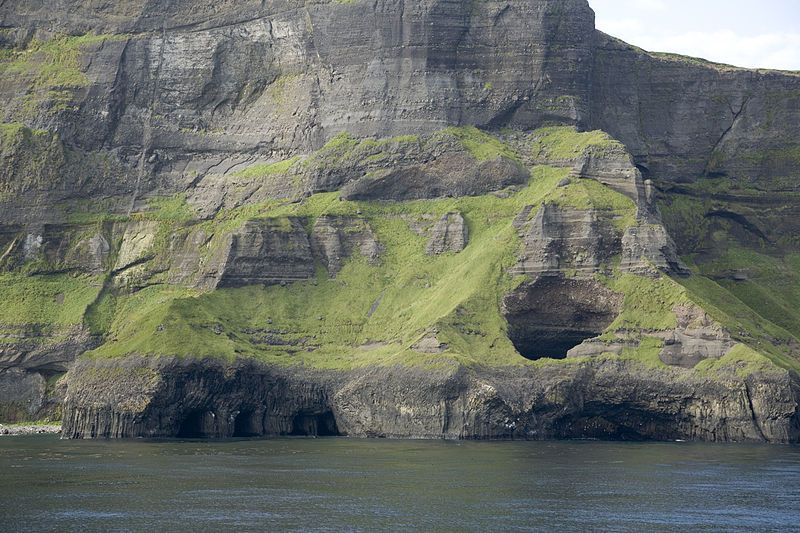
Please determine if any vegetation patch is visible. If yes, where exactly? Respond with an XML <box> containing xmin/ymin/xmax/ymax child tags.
<box><xmin>546</xmin><ymin>177</ymin><xmax>637</xmax><ymax>230</ymax></box>
<box><xmin>694</xmin><ymin>344</ymin><xmax>777</xmax><ymax>378</ymax></box>
<box><xmin>530</xmin><ymin>126</ymin><xmax>617</xmax><ymax>161</ymax></box>
<box><xmin>600</xmin><ymin>274</ymin><xmax>689</xmax><ymax>333</ymax></box>
<box><xmin>140</xmin><ymin>194</ymin><xmax>197</xmax><ymax>222</ymax></box>
<box><xmin>1</xmin><ymin>125</ymin><xmax>793</xmax><ymax>376</ymax></box>
<box><xmin>0</xmin><ymin>273</ymin><xmax>102</xmax><ymax>326</ymax></box>
<box><xmin>233</xmin><ymin>157</ymin><xmax>301</xmax><ymax>180</ymax></box>
<box><xmin>439</xmin><ymin>126</ymin><xmax>522</xmax><ymax>162</ymax></box>
<box><xmin>0</xmin><ymin>33</ymin><xmax>126</xmax><ymax>116</ymax></box>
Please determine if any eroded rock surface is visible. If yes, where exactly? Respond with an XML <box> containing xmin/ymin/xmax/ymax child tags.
<box><xmin>311</xmin><ymin>216</ymin><xmax>381</xmax><ymax>276</ymax></box>
<box><xmin>62</xmin><ymin>356</ymin><xmax>800</xmax><ymax>443</ymax></box>
<box><xmin>502</xmin><ymin>278</ymin><xmax>622</xmax><ymax>360</ymax></box>
<box><xmin>512</xmin><ymin>203</ymin><xmax>617</xmax><ymax>277</ymax></box>
<box><xmin>426</xmin><ymin>212</ymin><xmax>468</xmax><ymax>255</ymax></box>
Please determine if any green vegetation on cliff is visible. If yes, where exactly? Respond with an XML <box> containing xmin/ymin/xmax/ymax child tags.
<box><xmin>0</xmin><ymin>123</ymin><xmax>65</xmax><ymax>200</ymax></box>
<box><xmin>1</xmin><ymin>126</ymin><xmax>796</xmax><ymax>377</ymax></box>
<box><xmin>0</xmin><ymin>34</ymin><xmax>125</xmax><ymax>116</ymax></box>
<box><xmin>531</xmin><ymin>126</ymin><xmax>617</xmax><ymax>160</ymax></box>
<box><xmin>0</xmin><ymin>273</ymin><xmax>101</xmax><ymax>326</ymax></box>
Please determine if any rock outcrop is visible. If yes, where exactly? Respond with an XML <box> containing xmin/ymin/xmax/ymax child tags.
<box><xmin>512</xmin><ymin>203</ymin><xmax>617</xmax><ymax>277</ymax></box>
<box><xmin>215</xmin><ymin>219</ymin><xmax>316</xmax><ymax>287</ymax></box>
<box><xmin>591</xmin><ymin>33</ymin><xmax>800</xmax><ymax>190</ymax></box>
<box><xmin>311</xmin><ymin>216</ymin><xmax>381</xmax><ymax>276</ymax></box>
<box><xmin>620</xmin><ymin>224</ymin><xmax>689</xmax><ymax>276</ymax></box>
<box><xmin>0</xmin><ymin>0</ymin><xmax>793</xmax><ymax>225</ymax></box>
<box><xmin>62</xmin><ymin>356</ymin><xmax>800</xmax><ymax>443</ymax></box>
<box><xmin>426</xmin><ymin>212</ymin><xmax>468</xmax><ymax>255</ymax></box>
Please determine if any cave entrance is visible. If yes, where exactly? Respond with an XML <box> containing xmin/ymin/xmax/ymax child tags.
<box><xmin>290</xmin><ymin>411</ymin><xmax>339</xmax><ymax>437</ymax></box>
<box><xmin>233</xmin><ymin>410</ymin><xmax>261</xmax><ymax>438</ymax></box>
<box><xmin>177</xmin><ymin>410</ymin><xmax>208</xmax><ymax>438</ymax></box>
<box><xmin>502</xmin><ymin>278</ymin><xmax>622</xmax><ymax>361</ymax></box>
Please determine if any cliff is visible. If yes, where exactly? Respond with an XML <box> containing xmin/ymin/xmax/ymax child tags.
<box><xmin>1</xmin><ymin>0</ymin><xmax>799</xmax><ymax>441</ymax></box>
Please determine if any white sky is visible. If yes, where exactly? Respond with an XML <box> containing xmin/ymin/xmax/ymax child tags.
<box><xmin>589</xmin><ymin>0</ymin><xmax>800</xmax><ymax>70</ymax></box>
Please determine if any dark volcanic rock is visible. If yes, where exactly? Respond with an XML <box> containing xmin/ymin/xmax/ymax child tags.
<box><xmin>0</xmin><ymin>368</ymin><xmax>64</xmax><ymax>422</ymax></box>
<box><xmin>502</xmin><ymin>277</ymin><xmax>622</xmax><ymax>360</ymax></box>
<box><xmin>2</xmin><ymin>0</ymin><xmax>800</xmax><ymax>441</ymax></box>
<box><xmin>62</xmin><ymin>356</ymin><xmax>800</xmax><ymax>443</ymax></box>
<box><xmin>0</xmin><ymin>0</ymin><xmax>596</xmax><ymax>152</ymax></box>
<box><xmin>340</xmin><ymin>154</ymin><xmax>530</xmax><ymax>201</ymax></box>
<box><xmin>0</xmin><ymin>0</ymin><xmax>795</xmax><ymax>216</ymax></box>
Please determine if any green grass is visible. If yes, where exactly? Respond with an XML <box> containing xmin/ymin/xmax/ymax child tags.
<box><xmin>601</xmin><ymin>274</ymin><xmax>690</xmax><ymax>333</ymax></box>
<box><xmin>684</xmin><ymin>247</ymin><xmax>800</xmax><ymax>341</ymax></box>
<box><xmin>694</xmin><ymin>344</ymin><xmax>777</xmax><ymax>377</ymax></box>
<box><xmin>0</xmin><ymin>123</ymin><xmax>50</xmax><ymax>145</ymax></box>
<box><xmin>3</xmin><ymin>124</ymin><xmax>793</xmax><ymax>376</ymax></box>
<box><xmin>615</xmin><ymin>336</ymin><xmax>666</xmax><ymax>368</ymax></box>
<box><xmin>140</xmin><ymin>194</ymin><xmax>197</xmax><ymax>222</ymax></box>
<box><xmin>676</xmin><ymin>274</ymin><xmax>800</xmax><ymax>372</ymax></box>
<box><xmin>531</xmin><ymin>126</ymin><xmax>617</xmax><ymax>160</ymax></box>
<box><xmin>0</xmin><ymin>273</ymin><xmax>102</xmax><ymax>326</ymax></box>
<box><xmin>0</xmin><ymin>123</ymin><xmax>65</xmax><ymax>200</ymax></box>
<box><xmin>300</xmin><ymin>132</ymin><xmax>421</xmax><ymax>172</ymax></box>
<box><xmin>546</xmin><ymin>177</ymin><xmax>638</xmax><ymax>230</ymax></box>
<box><xmin>439</xmin><ymin>126</ymin><xmax>521</xmax><ymax>162</ymax></box>
<box><xmin>742</xmin><ymin>146</ymin><xmax>800</xmax><ymax>167</ymax></box>
<box><xmin>86</xmin><ymin>165</ymin><xmax>572</xmax><ymax>367</ymax></box>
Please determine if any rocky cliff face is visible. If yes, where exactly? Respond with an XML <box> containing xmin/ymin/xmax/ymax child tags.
<box><xmin>1</xmin><ymin>0</ymin><xmax>799</xmax><ymax>441</ymax></box>
<box><xmin>591</xmin><ymin>33</ymin><xmax>800</xmax><ymax>188</ymax></box>
<box><xmin>63</xmin><ymin>355</ymin><xmax>800</xmax><ymax>443</ymax></box>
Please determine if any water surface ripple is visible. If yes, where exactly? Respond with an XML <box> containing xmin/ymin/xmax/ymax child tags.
<box><xmin>2</xmin><ymin>437</ymin><xmax>799</xmax><ymax>532</ymax></box>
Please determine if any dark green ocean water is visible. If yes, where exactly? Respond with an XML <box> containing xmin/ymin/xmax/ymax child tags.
<box><xmin>1</xmin><ymin>436</ymin><xmax>799</xmax><ymax>532</ymax></box>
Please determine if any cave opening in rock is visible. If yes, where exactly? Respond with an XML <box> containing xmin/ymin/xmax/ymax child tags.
<box><xmin>502</xmin><ymin>278</ymin><xmax>622</xmax><ymax>361</ymax></box>
<box><xmin>176</xmin><ymin>410</ymin><xmax>207</xmax><ymax>438</ymax></box>
<box><xmin>233</xmin><ymin>410</ymin><xmax>261</xmax><ymax>438</ymax></box>
<box><xmin>290</xmin><ymin>411</ymin><xmax>339</xmax><ymax>437</ymax></box>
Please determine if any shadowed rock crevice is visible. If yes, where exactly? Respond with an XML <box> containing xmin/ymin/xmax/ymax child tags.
<box><xmin>502</xmin><ymin>278</ymin><xmax>622</xmax><ymax>360</ymax></box>
<box><xmin>290</xmin><ymin>411</ymin><xmax>338</xmax><ymax>437</ymax></box>
<box><xmin>62</xmin><ymin>357</ymin><xmax>800</xmax><ymax>443</ymax></box>
<box><xmin>232</xmin><ymin>409</ymin><xmax>260</xmax><ymax>438</ymax></box>
<box><xmin>176</xmin><ymin>410</ymin><xmax>208</xmax><ymax>438</ymax></box>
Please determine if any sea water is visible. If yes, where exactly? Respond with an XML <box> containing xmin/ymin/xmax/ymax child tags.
<box><xmin>1</xmin><ymin>436</ymin><xmax>799</xmax><ymax>531</ymax></box>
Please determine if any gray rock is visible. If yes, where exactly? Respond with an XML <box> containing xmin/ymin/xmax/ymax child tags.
<box><xmin>215</xmin><ymin>218</ymin><xmax>315</xmax><ymax>288</ymax></box>
<box><xmin>656</xmin><ymin>305</ymin><xmax>736</xmax><ymax>369</ymax></box>
<box><xmin>310</xmin><ymin>216</ymin><xmax>381</xmax><ymax>276</ymax></box>
<box><xmin>425</xmin><ymin>212</ymin><xmax>468</xmax><ymax>255</ymax></box>
<box><xmin>620</xmin><ymin>223</ymin><xmax>689</xmax><ymax>276</ymax></box>
<box><xmin>511</xmin><ymin>203</ymin><xmax>618</xmax><ymax>277</ymax></box>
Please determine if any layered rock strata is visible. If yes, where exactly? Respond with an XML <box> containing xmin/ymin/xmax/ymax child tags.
<box><xmin>0</xmin><ymin>0</ymin><xmax>798</xmax><ymax>442</ymax></box>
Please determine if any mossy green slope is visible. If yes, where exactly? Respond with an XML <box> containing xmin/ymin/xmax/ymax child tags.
<box><xmin>1</xmin><ymin>127</ymin><xmax>797</xmax><ymax>376</ymax></box>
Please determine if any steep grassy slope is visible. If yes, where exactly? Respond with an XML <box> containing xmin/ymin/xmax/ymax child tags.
<box><xmin>39</xmin><ymin>128</ymin><xmax>792</xmax><ymax>375</ymax></box>
<box><xmin>1</xmin><ymin>127</ymin><xmax>796</xmax><ymax>382</ymax></box>
<box><xmin>659</xmin><ymin>179</ymin><xmax>800</xmax><ymax>370</ymax></box>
